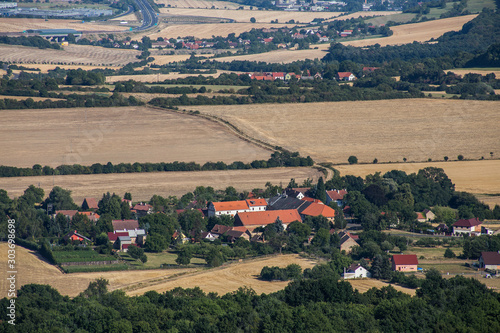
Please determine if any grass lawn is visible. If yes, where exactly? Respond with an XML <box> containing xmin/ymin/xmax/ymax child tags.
<box><xmin>423</xmin><ymin>91</ymin><xmax>460</xmax><ymax>98</ymax></box>
<box><xmin>419</xmin><ymin>262</ymin><xmax>476</xmax><ymax>274</ymax></box>
<box><xmin>405</xmin><ymin>246</ymin><xmax>463</xmax><ymax>259</ymax></box>
<box><xmin>120</xmin><ymin>251</ymin><xmax>206</xmax><ymax>269</ymax></box>
<box><xmin>466</xmin><ymin>0</ymin><xmax>496</xmax><ymax>12</ymax></box>
<box><xmin>365</xmin><ymin>13</ymin><xmax>416</xmax><ymax>25</ymax></box>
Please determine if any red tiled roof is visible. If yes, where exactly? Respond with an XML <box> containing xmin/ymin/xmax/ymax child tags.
<box><xmin>301</xmin><ymin>197</ymin><xmax>322</xmax><ymax>203</ymax></box>
<box><xmin>133</xmin><ymin>203</ymin><xmax>152</xmax><ymax>211</ymax></box>
<box><xmin>55</xmin><ymin>210</ymin><xmax>78</xmax><ymax>218</ymax></box>
<box><xmin>245</xmin><ymin>199</ymin><xmax>267</xmax><ymax>207</ymax></box>
<box><xmin>236</xmin><ymin>210</ymin><xmax>301</xmax><ymax>226</ymax></box>
<box><xmin>231</xmin><ymin>226</ymin><xmax>248</xmax><ymax>233</ymax></box>
<box><xmin>112</xmin><ymin>219</ymin><xmax>139</xmax><ymax>231</ymax></box>
<box><xmin>82</xmin><ymin>197</ymin><xmax>99</xmax><ymax>210</ymax></box>
<box><xmin>481</xmin><ymin>252</ymin><xmax>500</xmax><ymax>265</ymax></box>
<box><xmin>392</xmin><ymin>254</ymin><xmax>418</xmax><ymax>266</ymax></box>
<box><xmin>326</xmin><ymin>189</ymin><xmax>348</xmax><ymax>201</ymax></box>
<box><xmin>212</xmin><ymin>201</ymin><xmax>249</xmax><ymax>212</ymax></box>
<box><xmin>453</xmin><ymin>218</ymin><xmax>482</xmax><ymax>227</ymax></box>
<box><xmin>416</xmin><ymin>212</ymin><xmax>425</xmax><ymax>219</ymax></box>
<box><xmin>337</xmin><ymin>72</ymin><xmax>352</xmax><ymax>78</ymax></box>
<box><xmin>301</xmin><ymin>203</ymin><xmax>335</xmax><ymax>218</ymax></box>
<box><xmin>79</xmin><ymin>211</ymin><xmax>100</xmax><ymax>221</ymax></box>
<box><xmin>211</xmin><ymin>224</ymin><xmax>232</xmax><ymax>235</ymax></box>
<box><xmin>107</xmin><ymin>231</ymin><xmax>129</xmax><ymax>242</ymax></box>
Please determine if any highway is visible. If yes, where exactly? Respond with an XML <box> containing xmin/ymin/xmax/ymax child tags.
<box><xmin>133</xmin><ymin>0</ymin><xmax>158</xmax><ymax>31</ymax></box>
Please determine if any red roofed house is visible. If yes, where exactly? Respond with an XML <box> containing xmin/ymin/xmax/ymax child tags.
<box><xmin>479</xmin><ymin>252</ymin><xmax>500</xmax><ymax>271</ymax></box>
<box><xmin>107</xmin><ymin>231</ymin><xmax>129</xmax><ymax>244</ymax></box>
<box><xmin>362</xmin><ymin>67</ymin><xmax>379</xmax><ymax>73</ymax></box>
<box><xmin>300</xmin><ymin>202</ymin><xmax>336</xmax><ymax>220</ymax></box>
<box><xmin>55</xmin><ymin>210</ymin><xmax>78</xmax><ymax>220</ymax></box>
<box><xmin>234</xmin><ymin>209</ymin><xmax>301</xmax><ymax>232</ymax></box>
<box><xmin>82</xmin><ymin>197</ymin><xmax>99</xmax><ymax>211</ymax></box>
<box><xmin>416</xmin><ymin>212</ymin><xmax>426</xmax><ymax>222</ymax></box>
<box><xmin>452</xmin><ymin>218</ymin><xmax>482</xmax><ymax>236</ymax></box>
<box><xmin>336</xmin><ymin>72</ymin><xmax>356</xmax><ymax>81</ymax></box>
<box><xmin>112</xmin><ymin>219</ymin><xmax>139</xmax><ymax>232</ymax></box>
<box><xmin>208</xmin><ymin>199</ymin><xmax>266</xmax><ymax>217</ymax></box>
<box><xmin>392</xmin><ymin>254</ymin><xmax>418</xmax><ymax>272</ymax></box>
<box><xmin>325</xmin><ymin>189</ymin><xmax>348</xmax><ymax>207</ymax></box>
<box><xmin>64</xmin><ymin>230</ymin><xmax>91</xmax><ymax>243</ymax></box>
<box><xmin>132</xmin><ymin>203</ymin><xmax>153</xmax><ymax>217</ymax></box>
<box><xmin>79</xmin><ymin>211</ymin><xmax>100</xmax><ymax>223</ymax></box>
<box><xmin>211</xmin><ymin>224</ymin><xmax>233</xmax><ymax>236</ymax></box>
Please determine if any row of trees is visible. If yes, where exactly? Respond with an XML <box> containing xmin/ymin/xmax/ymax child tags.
<box><xmin>0</xmin><ymin>152</ymin><xmax>313</xmax><ymax>178</ymax></box>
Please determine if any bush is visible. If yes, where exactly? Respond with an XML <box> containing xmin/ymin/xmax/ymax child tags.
<box><xmin>128</xmin><ymin>244</ymin><xmax>144</xmax><ymax>260</ymax></box>
<box><xmin>348</xmin><ymin>156</ymin><xmax>358</xmax><ymax>164</ymax></box>
<box><xmin>444</xmin><ymin>248</ymin><xmax>456</xmax><ymax>258</ymax></box>
<box><xmin>457</xmin><ymin>154</ymin><xmax>464</xmax><ymax>161</ymax></box>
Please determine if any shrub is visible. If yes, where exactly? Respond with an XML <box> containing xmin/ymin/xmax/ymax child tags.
<box><xmin>458</xmin><ymin>154</ymin><xmax>464</xmax><ymax>161</ymax></box>
<box><xmin>444</xmin><ymin>248</ymin><xmax>456</xmax><ymax>258</ymax></box>
<box><xmin>348</xmin><ymin>156</ymin><xmax>358</xmax><ymax>164</ymax></box>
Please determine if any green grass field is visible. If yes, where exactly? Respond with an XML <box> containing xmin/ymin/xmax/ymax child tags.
<box><xmin>53</xmin><ymin>250</ymin><xmax>117</xmax><ymax>263</ymax></box>
<box><xmin>405</xmin><ymin>246</ymin><xmax>463</xmax><ymax>259</ymax></box>
<box><xmin>63</xmin><ymin>264</ymin><xmax>129</xmax><ymax>273</ymax></box>
<box><xmin>120</xmin><ymin>251</ymin><xmax>206</xmax><ymax>269</ymax></box>
<box><xmin>466</xmin><ymin>0</ymin><xmax>496</xmax><ymax>12</ymax></box>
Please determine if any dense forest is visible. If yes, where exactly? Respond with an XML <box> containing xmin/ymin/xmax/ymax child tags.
<box><xmin>1</xmin><ymin>269</ymin><xmax>500</xmax><ymax>332</ymax></box>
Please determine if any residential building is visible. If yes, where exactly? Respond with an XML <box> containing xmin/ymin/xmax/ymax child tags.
<box><xmin>112</xmin><ymin>219</ymin><xmax>139</xmax><ymax>232</ymax></box>
<box><xmin>63</xmin><ymin>230</ymin><xmax>91</xmax><ymax>243</ymax></box>
<box><xmin>300</xmin><ymin>202</ymin><xmax>336</xmax><ymax>220</ymax></box>
<box><xmin>452</xmin><ymin>217</ymin><xmax>482</xmax><ymax>236</ymax></box>
<box><xmin>479</xmin><ymin>252</ymin><xmax>500</xmax><ymax>271</ymax></box>
<box><xmin>81</xmin><ymin>197</ymin><xmax>98</xmax><ymax>211</ymax></box>
<box><xmin>267</xmin><ymin>193</ymin><xmax>311</xmax><ymax>212</ymax></box>
<box><xmin>336</xmin><ymin>72</ymin><xmax>356</xmax><ymax>81</ymax></box>
<box><xmin>207</xmin><ymin>199</ymin><xmax>267</xmax><ymax>217</ymax></box>
<box><xmin>392</xmin><ymin>254</ymin><xmax>418</xmax><ymax>272</ymax></box>
<box><xmin>338</xmin><ymin>231</ymin><xmax>359</xmax><ymax>253</ymax></box>
<box><xmin>132</xmin><ymin>203</ymin><xmax>153</xmax><ymax>217</ymax></box>
<box><xmin>423</xmin><ymin>209</ymin><xmax>435</xmax><ymax>221</ymax></box>
<box><xmin>325</xmin><ymin>189</ymin><xmax>348</xmax><ymax>207</ymax></box>
<box><xmin>342</xmin><ymin>263</ymin><xmax>371</xmax><ymax>279</ymax></box>
<box><xmin>234</xmin><ymin>209</ymin><xmax>301</xmax><ymax>232</ymax></box>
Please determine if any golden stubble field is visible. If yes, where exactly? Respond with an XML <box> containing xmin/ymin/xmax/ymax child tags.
<box><xmin>214</xmin><ymin>15</ymin><xmax>476</xmax><ymax>63</ymax></box>
<box><xmin>184</xmin><ymin>99</ymin><xmax>500</xmax><ymax>165</ymax></box>
<box><xmin>0</xmin><ymin>167</ymin><xmax>322</xmax><ymax>204</ymax></box>
<box><xmin>342</xmin><ymin>15</ymin><xmax>477</xmax><ymax>47</ymax></box>
<box><xmin>156</xmin><ymin>0</ymin><xmax>243</xmax><ymax>10</ymax></box>
<box><xmin>0</xmin><ymin>44</ymin><xmax>140</xmax><ymax>66</ymax></box>
<box><xmin>0</xmin><ymin>106</ymin><xmax>271</xmax><ymax>168</ymax></box>
<box><xmin>105</xmin><ymin>70</ymin><xmax>245</xmax><ymax>83</ymax></box>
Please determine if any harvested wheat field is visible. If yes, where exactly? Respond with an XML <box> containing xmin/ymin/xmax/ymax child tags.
<box><xmin>347</xmin><ymin>279</ymin><xmax>416</xmax><ymax>296</ymax></box>
<box><xmin>0</xmin><ymin>243</ymin><xmax>196</xmax><ymax>298</ymax></box>
<box><xmin>324</xmin><ymin>11</ymin><xmax>401</xmax><ymax>22</ymax></box>
<box><xmin>144</xmin><ymin>22</ymin><xmax>295</xmax><ymax>40</ymax></box>
<box><xmin>105</xmin><ymin>70</ymin><xmax>244</xmax><ymax>83</ymax></box>
<box><xmin>157</xmin><ymin>0</ymin><xmax>243</xmax><ymax>9</ymax></box>
<box><xmin>159</xmin><ymin>8</ymin><xmax>342</xmax><ymax>23</ymax></box>
<box><xmin>184</xmin><ymin>99</ymin><xmax>500</xmax><ymax>165</ymax></box>
<box><xmin>0</xmin><ymin>18</ymin><xmax>128</xmax><ymax>32</ymax></box>
<box><xmin>446</xmin><ymin>68</ymin><xmax>500</xmax><ymax>77</ymax></box>
<box><xmin>335</xmin><ymin>160</ymin><xmax>500</xmax><ymax>207</ymax></box>
<box><xmin>151</xmin><ymin>54</ymin><xmax>198</xmax><ymax>65</ymax></box>
<box><xmin>342</xmin><ymin>15</ymin><xmax>477</xmax><ymax>47</ymax></box>
<box><xmin>0</xmin><ymin>106</ymin><xmax>271</xmax><ymax>168</ymax></box>
<box><xmin>16</xmin><ymin>63</ymin><xmax>122</xmax><ymax>73</ymax></box>
<box><xmin>0</xmin><ymin>44</ymin><xmax>140</xmax><ymax>66</ymax></box>
<box><xmin>127</xmin><ymin>254</ymin><xmax>318</xmax><ymax>296</ymax></box>
<box><xmin>214</xmin><ymin>47</ymin><xmax>330</xmax><ymax>64</ymax></box>
<box><xmin>0</xmin><ymin>167</ymin><xmax>322</xmax><ymax>203</ymax></box>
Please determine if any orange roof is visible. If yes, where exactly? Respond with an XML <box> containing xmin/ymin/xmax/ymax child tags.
<box><xmin>231</xmin><ymin>226</ymin><xmax>249</xmax><ymax>233</ymax></box>
<box><xmin>245</xmin><ymin>199</ymin><xmax>267</xmax><ymax>207</ymax></box>
<box><xmin>416</xmin><ymin>212</ymin><xmax>425</xmax><ymax>219</ymax></box>
<box><xmin>301</xmin><ymin>203</ymin><xmax>335</xmax><ymax>218</ymax></box>
<box><xmin>212</xmin><ymin>201</ymin><xmax>249</xmax><ymax>212</ymax></box>
<box><xmin>337</xmin><ymin>72</ymin><xmax>352</xmax><ymax>78</ymax></box>
<box><xmin>326</xmin><ymin>189</ymin><xmax>348</xmax><ymax>200</ymax></box>
<box><xmin>236</xmin><ymin>210</ymin><xmax>301</xmax><ymax>226</ymax></box>
<box><xmin>83</xmin><ymin>197</ymin><xmax>99</xmax><ymax>209</ymax></box>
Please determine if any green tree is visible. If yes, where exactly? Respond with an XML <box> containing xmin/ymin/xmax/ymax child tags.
<box><xmin>348</xmin><ymin>156</ymin><xmax>358</xmax><ymax>164</ymax></box>
<box><xmin>370</xmin><ymin>254</ymin><xmax>392</xmax><ymax>279</ymax></box>
<box><xmin>128</xmin><ymin>244</ymin><xmax>144</xmax><ymax>259</ymax></box>
<box><xmin>206</xmin><ymin>246</ymin><xmax>226</xmax><ymax>267</ymax></box>
<box><xmin>44</xmin><ymin>186</ymin><xmax>77</xmax><ymax>212</ymax></box>
<box><xmin>145</xmin><ymin>234</ymin><xmax>167</xmax><ymax>252</ymax></box>
<box><xmin>176</xmin><ymin>247</ymin><xmax>193</xmax><ymax>265</ymax></box>
<box><xmin>250</xmin><ymin>17</ymin><xmax>256</xmax><ymax>23</ymax></box>
<box><xmin>315</xmin><ymin>177</ymin><xmax>327</xmax><ymax>203</ymax></box>
<box><xmin>444</xmin><ymin>248</ymin><xmax>456</xmax><ymax>258</ymax></box>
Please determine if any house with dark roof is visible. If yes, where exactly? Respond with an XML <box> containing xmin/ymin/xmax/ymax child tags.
<box><xmin>325</xmin><ymin>189</ymin><xmax>348</xmax><ymax>207</ymax></box>
<box><xmin>55</xmin><ymin>210</ymin><xmax>78</xmax><ymax>220</ymax></box>
<box><xmin>211</xmin><ymin>224</ymin><xmax>233</xmax><ymax>236</ymax></box>
<box><xmin>234</xmin><ymin>210</ymin><xmax>301</xmax><ymax>232</ymax></box>
<box><xmin>112</xmin><ymin>219</ymin><xmax>139</xmax><ymax>232</ymax></box>
<box><xmin>107</xmin><ymin>231</ymin><xmax>129</xmax><ymax>244</ymax></box>
<box><xmin>338</xmin><ymin>231</ymin><xmax>359</xmax><ymax>254</ymax></box>
<box><xmin>479</xmin><ymin>252</ymin><xmax>500</xmax><ymax>271</ymax></box>
<box><xmin>452</xmin><ymin>218</ymin><xmax>482</xmax><ymax>236</ymax></box>
<box><xmin>82</xmin><ymin>197</ymin><xmax>99</xmax><ymax>211</ymax></box>
<box><xmin>392</xmin><ymin>254</ymin><xmax>418</xmax><ymax>272</ymax></box>
<box><xmin>342</xmin><ymin>263</ymin><xmax>371</xmax><ymax>279</ymax></box>
<box><xmin>284</xmin><ymin>188</ymin><xmax>311</xmax><ymax>200</ymax></box>
<box><xmin>267</xmin><ymin>194</ymin><xmax>311</xmax><ymax>213</ymax></box>
<box><xmin>423</xmin><ymin>209</ymin><xmax>435</xmax><ymax>221</ymax></box>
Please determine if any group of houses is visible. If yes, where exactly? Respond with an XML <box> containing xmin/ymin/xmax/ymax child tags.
<box><xmin>342</xmin><ymin>254</ymin><xmax>420</xmax><ymax>279</ymax></box>
<box><xmin>246</xmin><ymin>71</ymin><xmax>322</xmax><ymax>81</ymax></box>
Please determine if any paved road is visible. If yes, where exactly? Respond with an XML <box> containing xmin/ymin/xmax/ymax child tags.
<box><xmin>133</xmin><ymin>0</ymin><xmax>158</xmax><ymax>31</ymax></box>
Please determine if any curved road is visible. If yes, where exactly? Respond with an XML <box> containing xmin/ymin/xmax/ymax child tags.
<box><xmin>133</xmin><ymin>0</ymin><xmax>158</xmax><ymax>31</ymax></box>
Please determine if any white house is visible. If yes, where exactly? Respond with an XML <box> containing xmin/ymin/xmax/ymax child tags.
<box><xmin>208</xmin><ymin>199</ymin><xmax>267</xmax><ymax>217</ymax></box>
<box><xmin>479</xmin><ymin>252</ymin><xmax>500</xmax><ymax>271</ymax></box>
<box><xmin>343</xmin><ymin>263</ymin><xmax>371</xmax><ymax>279</ymax></box>
<box><xmin>452</xmin><ymin>218</ymin><xmax>482</xmax><ymax>236</ymax></box>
